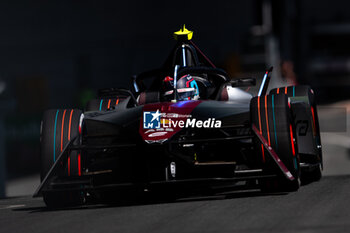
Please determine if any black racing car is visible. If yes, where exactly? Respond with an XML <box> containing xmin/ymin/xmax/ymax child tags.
<box><xmin>35</xmin><ymin>26</ymin><xmax>323</xmax><ymax>208</ymax></box>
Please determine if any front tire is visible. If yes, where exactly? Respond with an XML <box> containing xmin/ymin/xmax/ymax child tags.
<box><xmin>251</xmin><ymin>94</ymin><xmax>300</xmax><ymax>192</ymax></box>
<box><xmin>270</xmin><ymin>85</ymin><xmax>322</xmax><ymax>184</ymax></box>
<box><xmin>40</xmin><ymin>109</ymin><xmax>84</xmax><ymax>208</ymax></box>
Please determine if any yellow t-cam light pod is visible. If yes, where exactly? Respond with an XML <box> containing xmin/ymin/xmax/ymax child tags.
<box><xmin>174</xmin><ymin>25</ymin><xmax>193</xmax><ymax>41</ymax></box>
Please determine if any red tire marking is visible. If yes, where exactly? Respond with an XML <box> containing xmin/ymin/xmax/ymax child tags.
<box><xmin>289</xmin><ymin>124</ymin><xmax>296</xmax><ymax>156</ymax></box>
<box><xmin>311</xmin><ymin>106</ymin><xmax>316</xmax><ymax>136</ymax></box>
<box><xmin>78</xmin><ymin>153</ymin><xmax>81</xmax><ymax>176</ymax></box>
<box><xmin>60</xmin><ymin>109</ymin><xmax>67</xmax><ymax>152</ymax></box>
<box><xmin>261</xmin><ymin>144</ymin><xmax>265</xmax><ymax>162</ymax></box>
<box><xmin>107</xmin><ymin>99</ymin><xmax>111</xmax><ymax>109</ymax></box>
<box><xmin>277</xmin><ymin>88</ymin><xmax>280</xmax><ymax>94</ymax></box>
<box><xmin>116</xmin><ymin>97</ymin><xmax>119</xmax><ymax>105</ymax></box>
<box><xmin>257</xmin><ymin>97</ymin><xmax>265</xmax><ymax>162</ymax></box>
<box><xmin>68</xmin><ymin>109</ymin><xmax>74</xmax><ymax>141</ymax></box>
<box><xmin>68</xmin><ymin>155</ymin><xmax>71</xmax><ymax>176</ymax></box>
<box><xmin>265</xmin><ymin>95</ymin><xmax>271</xmax><ymax>146</ymax></box>
<box><xmin>252</xmin><ymin>124</ymin><xmax>295</xmax><ymax>181</ymax></box>
<box><xmin>285</xmin><ymin>87</ymin><xmax>288</xmax><ymax>94</ymax></box>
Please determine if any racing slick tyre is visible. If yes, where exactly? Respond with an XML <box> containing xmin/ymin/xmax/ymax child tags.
<box><xmin>270</xmin><ymin>86</ymin><xmax>322</xmax><ymax>184</ymax></box>
<box><xmin>40</xmin><ymin>109</ymin><xmax>84</xmax><ymax>208</ymax></box>
<box><xmin>251</xmin><ymin>94</ymin><xmax>300</xmax><ymax>192</ymax></box>
<box><xmin>85</xmin><ymin>98</ymin><xmax>120</xmax><ymax>111</ymax></box>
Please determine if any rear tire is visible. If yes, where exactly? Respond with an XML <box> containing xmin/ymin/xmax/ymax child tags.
<box><xmin>40</xmin><ymin>109</ymin><xmax>84</xmax><ymax>208</ymax></box>
<box><xmin>85</xmin><ymin>98</ymin><xmax>121</xmax><ymax>111</ymax></box>
<box><xmin>251</xmin><ymin>94</ymin><xmax>300</xmax><ymax>192</ymax></box>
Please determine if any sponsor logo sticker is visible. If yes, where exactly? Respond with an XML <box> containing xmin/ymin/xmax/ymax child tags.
<box><xmin>143</xmin><ymin>110</ymin><xmax>221</xmax><ymax>129</ymax></box>
<box><xmin>143</xmin><ymin>110</ymin><xmax>162</xmax><ymax>129</ymax></box>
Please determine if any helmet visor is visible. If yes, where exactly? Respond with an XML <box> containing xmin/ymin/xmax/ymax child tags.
<box><xmin>177</xmin><ymin>88</ymin><xmax>196</xmax><ymax>100</ymax></box>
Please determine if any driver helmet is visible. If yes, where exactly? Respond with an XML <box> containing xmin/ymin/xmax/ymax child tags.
<box><xmin>163</xmin><ymin>75</ymin><xmax>199</xmax><ymax>101</ymax></box>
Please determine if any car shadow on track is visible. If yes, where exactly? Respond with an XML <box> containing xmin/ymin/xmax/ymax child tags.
<box><xmin>12</xmin><ymin>187</ymin><xmax>289</xmax><ymax>213</ymax></box>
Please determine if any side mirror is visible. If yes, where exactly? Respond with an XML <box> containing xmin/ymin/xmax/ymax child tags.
<box><xmin>230</xmin><ymin>78</ymin><xmax>256</xmax><ymax>87</ymax></box>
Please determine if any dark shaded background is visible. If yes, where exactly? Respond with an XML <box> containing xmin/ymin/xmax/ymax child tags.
<box><xmin>0</xmin><ymin>0</ymin><xmax>349</xmax><ymax>196</ymax></box>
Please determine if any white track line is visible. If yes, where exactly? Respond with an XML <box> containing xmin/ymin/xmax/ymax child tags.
<box><xmin>0</xmin><ymin>204</ymin><xmax>25</xmax><ymax>210</ymax></box>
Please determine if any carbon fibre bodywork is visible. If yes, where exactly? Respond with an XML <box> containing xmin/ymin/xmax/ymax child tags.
<box><xmin>34</xmin><ymin>27</ymin><xmax>321</xmax><ymax>201</ymax></box>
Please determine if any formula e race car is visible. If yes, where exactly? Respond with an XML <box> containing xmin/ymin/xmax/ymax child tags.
<box><xmin>34</xmin><ymin>26</ymin><xmax>323</xmax><ymax>208</ymax></box>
